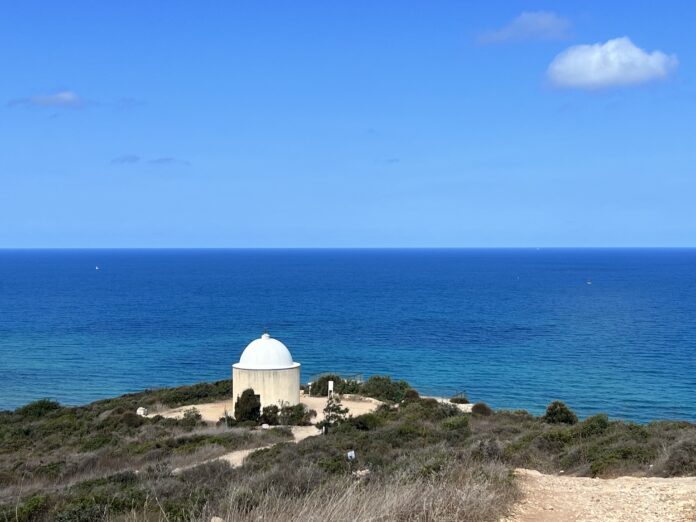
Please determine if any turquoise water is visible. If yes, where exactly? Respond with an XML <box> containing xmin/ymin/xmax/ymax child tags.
<box><xmin>0</xmin><ymin>249</ymin><xmax>694</xmax><ymax>422</ymax></box>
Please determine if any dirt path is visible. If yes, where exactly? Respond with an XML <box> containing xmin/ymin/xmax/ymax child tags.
<box><xmin>215</xmin><ymin>426</ymin><xmax>321</xmax><ymax>468</ymax></box>
<box><xmin>171</xmin><ymin>425</ymin><xmax>322</xmax><ymax>474</ymax></box>
<box><xmin>163</xmin><ymin>395</ymin><xmax>378</xmax><ymax>474</ymax></box>
<box><xmin>504</xmin><ymin>469</ymin><xmax>696</xmax><ymax>522</ymax></box>
<box><xmin>147</xmin><ymin>393</ymin><xmax>382</xmax><ymax>424</ymax></box>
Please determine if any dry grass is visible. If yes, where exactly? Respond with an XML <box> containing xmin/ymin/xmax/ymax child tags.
<box><xmin>108</xmin><ymin>458</ymin><xmax>515</xmax><ymax>522</ymax></box>
<box><xmin>215</xmin><ymin>461</ymin><xmax>515</xmax><ymax>522</ymax></box>
<box><xmin>3</xmin><ymin>382</ymin><xmax>696</xmax><ymax>522</ymax></box>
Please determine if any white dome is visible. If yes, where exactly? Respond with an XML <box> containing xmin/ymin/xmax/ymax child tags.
<box><xmin>233</xmin><ymin>332</ymin><xmax>299</xmax><ymax>370</ymax></box>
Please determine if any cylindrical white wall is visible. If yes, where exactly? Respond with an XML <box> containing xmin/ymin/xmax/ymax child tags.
<box><xmin>232</xmin><ymin>365</ymin><xmax>301</xmax><ymax>416</ymax></box>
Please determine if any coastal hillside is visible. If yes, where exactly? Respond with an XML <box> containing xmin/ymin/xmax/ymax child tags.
<box><xmin>1</xmin><ymin>378</ymin><xmax>695</xmax><ymax>521</ymax></box>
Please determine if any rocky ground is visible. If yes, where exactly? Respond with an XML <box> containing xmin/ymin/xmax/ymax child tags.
<box><xmin>504</xmin><ymin>468</ymin><xmax>696</xmax><ymax>522</ymax></box>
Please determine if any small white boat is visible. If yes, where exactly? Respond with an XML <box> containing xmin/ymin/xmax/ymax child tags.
<box><xmin>95</xmin><ymin>266</ymin><xmax>100</xmax><ymax>271</ymax></box>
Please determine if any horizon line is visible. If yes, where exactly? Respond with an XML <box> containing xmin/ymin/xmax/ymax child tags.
<box><xmin>1</xmin><ymin>246</ymin><xmax>696</xmax><ymax>251</ymax></box>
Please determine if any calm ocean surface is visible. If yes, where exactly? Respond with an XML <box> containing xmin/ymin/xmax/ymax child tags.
<box><xmin>0</xmin><ymin>249</ymin><xmax>694</xmax><ymax>422</ymax></box>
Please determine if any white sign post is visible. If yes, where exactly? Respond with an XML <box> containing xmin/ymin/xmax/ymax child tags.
<box><xmin>328</xmin><ymin>380</ymin><xmax>334</xmax><ymax>397</ymax></box>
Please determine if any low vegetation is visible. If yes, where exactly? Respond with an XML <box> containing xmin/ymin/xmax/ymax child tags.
<box><xmin>0</xmin><ymin>382</ymin><xmax>290</xmax><ymax>521</ymax></box>
<box><xmin>233</xmin><ymin>389</ymin><xmax>261</xmax><ymax>423</ymax></box>
<box><xmin>543</xmin><ymin>400</ymin><xmax>579</xmax><ymax>425</ymax></box>
<box><xmin>308</xmin><ymin>375</ymin><xmax>410</xmax><ymax>403</ymax></box>
<box><xmin>1</xmin><ymin>383</ymin><xmax>695</xmax><ymax>521</ymax></box>
<box><xmin>471</xmin><ymin>402</ymin><xmax>493</xmax><ymax>416</ymax></box>
<box><xmin>232</xmin><ymin>391</ymin><xmax>316</xmax><ymax>427</ymax></box>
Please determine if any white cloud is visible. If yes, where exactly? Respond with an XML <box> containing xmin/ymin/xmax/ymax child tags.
<box><xmin>479</xmin><ymin>11</ymin><xmax>570</xmax><ymax>44</ymax></box>
<box><xmin>148</xmin><ymin>157</ymin><xmax>190</xmax><ymax>166</ymax></box>
<box><xmin>111</xmin><ymin>154</ymin><xmax>141</xmax><ymax>165</ymax></box>
<box><xmin>547</xmin><ymin>37</ymin><xmax>678</xmax><ymax>89</ymax></box>
<box><xmin>110</xmin><ymin>154</ymin><xmax>190</xmax><ymax>166</ymax></box>
<box><xmin>9</xmin><ymin>90</ymin><xmax>83</xmax><ymax>108</ymax></box>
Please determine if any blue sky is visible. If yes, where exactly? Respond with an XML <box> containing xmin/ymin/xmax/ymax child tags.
<box><xmin>1</xmin><ymin>1</ymin><xmax>694</xmax><ymax>247</ymax></box>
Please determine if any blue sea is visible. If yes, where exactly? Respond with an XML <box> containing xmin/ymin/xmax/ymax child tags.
<box><xmin>1</xmin><ymin>249</ymin><xmax>695</xmax><ymax>423</ymax></box>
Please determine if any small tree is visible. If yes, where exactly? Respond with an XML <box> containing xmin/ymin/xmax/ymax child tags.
<box><xmin>310</xmin><ymin>375</ymin><xmax>343</xmax><ymax>396</ymax></box>
<box><xmin>402</xmin><ymin>388</ymin><xmax>420</xmax><ymax>404</ymax></box>
<box><xmin>234</xmin><ymin>388</ymin><xmax>261</xmax><ymax>423</ymax></box>
<box><xmin>543</xmin><ymin>401</ymin><xmax>578</xmax><ymax>425</ymax></box>
<box><xmin>278</xmin><ymin>403</ymin><xmax>317</xmax><ymax>426</ymax></box>
<box><xmin>361</xmin><ymin>376</ymin><xmax>410</xmax><ymax>403</ymax></box>
<box><xmin>318</xmin><ymin>395</ymin><xmax>349</xmax><ymax>430</ymax></box>
<box><xmin>471</xmin><ymin>402</ymin><xmax>493</xmax><ymax>416</ymax></box>
<box><xmin>260</xmin><ymin>405</ymin><xmax>279</xmax><ymax>425</ymax></box>
<box><xmin>181</xmin><ymin>407</ymin><xmax>202</xmax><ymax>427</ymax></box>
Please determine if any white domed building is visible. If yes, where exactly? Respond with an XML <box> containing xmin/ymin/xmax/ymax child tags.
<box><xmin>232</xmin><ymin>332</ymin><xmax>301</xmax><ymax>416</ymax></box>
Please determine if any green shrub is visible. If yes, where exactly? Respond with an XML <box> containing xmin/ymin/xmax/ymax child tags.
<box><xmin>543</xmin><ymin>401</ymin><xmax>578</xmax><ymax>425</ymax></box>
<box><xmin>337</xmin><ymin>379</ymin><xmax>362</xmax><ymax>394</ymax></box>
<box><xmin>54</xmin><ymin>496</ymin><xmax>104</xmax><ymax>522</ymax></box>
<box><xmin>15</xmin><ymin>494</ymin><xmax>49</xmax><ymax>522</ymax></box>
<box><xmin>310</xmin><ymin>375</ymin><xmax>363</xmax><ymax>396</ymax></box>
<box><xmin>120</xmin><ymin>412</ymin><xmax>145</xmax><ymax>428</ymax></box>
<box><xmin>441</xmin><ymin>415</ymin><xmax>470</xmax><ymax>431</ymax></box>
<box><xmin>152</xmin><ymin>379</ymin><xmax>232</xmax><ymax>407</ymax></box>
<box><xmin>310</xmin><ymin>375</ymin><xmax>343</xmax><ymax>396</ymax></box>
<box><xmin>535</xmin><ymin>428</ymin><xmax>574</xmax><ymax>452</ymax></box>
<box><xmin>16</xmin><ymin>399</ymin><xmax>62</xmax><ymax>417</ymax></box>
<box><xmin>450</xmin><ymin>396</ymin><xmax>469</xmax><ymax>404</ymax></box>
<box><xmin>351</xmin><ymin>413</ymin><xmax>383</xmax><ymax>431</ymax></box>
<box><xmin>260</xmin><ymin>405</ymin><xmax>280</xmax><ymax>425</ymax></box>
<box><xmin>392</xmin><ymin>420</ymin><xmax>428</xmax><ymax>444</ymax></box>
<box><xmin>580</xmin><ymin>414</ymin><xmax>609</xmax><ymax>437</ymax></box>
<box><xmin>269</xmin><ymin>426</ymin><xmax>293</xmax><ymax>438</ymax></box>
<box><xmin>589</xmin><ymin>444</ymin><xmax>657</xmax><ymax>476</ymax></box>
<box><xmin>318</xmin><ymin>396</ymin><xmax>349</xmax><ymax>429</ymax></box>
<box><xmin>472</xmin><ymin>402</ymin><xmax>493</xmax><ymax>416</ymax></box>
<box><xmin>279</xmin><ymin>404</ymin><xmax>316</xmax><ymax>426</ymax></box>
<box><xmin>81</xmin><ymin>434</ymin><xmax>113</xmax><ymax>451</ymax></box>
<box><xmin>180</xmin><ymin>407</ymin><xmax>202</xmax><ymax>428</ymax></box>
<box><xmin>318</xmin><ymin>454</ymin><xmax>350</xmax><ymax>474</ymax></box>
<box><xmin>234</xmin><ymin>389</ymin><xmax>261</xmax><ymax>423</ymax></box>
<box><xmin>402</xmin><ymin>388</ymin><xmax>420</xmax><ymax>403</ymax></box>
<box><xmin>361</xmin><ymin>376</ymin><xmax>411</xmax><ymax>403</ymax></box>
<box><xmin>663</xmin><ymin>438</ymin><xmax>696</xmax><ymax>476</ymax></box>
<box><xmin>402</xmin><ymin>399</ymin><xmax>461</xmax><ymax>422</ymax></box>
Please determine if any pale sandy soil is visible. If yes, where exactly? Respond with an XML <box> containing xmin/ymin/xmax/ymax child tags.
<box><xmin>157</xmin><ymin>394</ymin><xmax>381</xmax><ymax>473</ymax></box>
<box><xmin>146</xmin><ymin>400</ymin><xmax>234</xmax><ymax>423</ymax></box>
<box><xmin>503</xmin><ymin>469</ymin><xmax>696</xmax><ymax>522</ymax></box>
<box><xmin>147</xmin><ymin>393</ymin><xmax>382</xmax><ymax>424</ymax></box>
<box><xmin>215</xmin><ymin>426</ymin><xmax>321</xmax><ymax>468</ymax></box>
<box><xmin>304</xmin><ymin>394</ymin><xmax>383</xmax><ymax>422</ymax></box>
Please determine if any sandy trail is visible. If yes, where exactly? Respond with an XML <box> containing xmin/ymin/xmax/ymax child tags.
<box><xmin>215</xmin><ymin>425</ymin><xmax>321</xmax><ymax>468</ymax></box>
<box><xmin>158</xmin><ymin>395</ymin><xmax>380</xmax><ymax>473</ymax></box>
<box><xmin>504</xmin><ymin>468</ymin><xmax>696</xmax><ymax>522</ymax></box>
<box><xmin>147</xmin><ymin>393</ymin><xmax>382</xmax><ymax>424</ymax></box>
